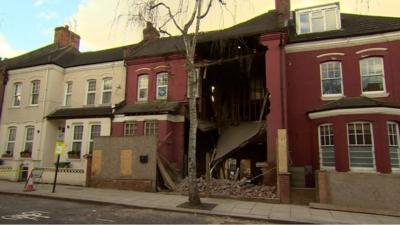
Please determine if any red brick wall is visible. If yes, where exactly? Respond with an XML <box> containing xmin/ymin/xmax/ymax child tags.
<box><xmin>286</xmin><ymin>40</ymin><xmax>400</xmax><ymax>185</ymax></box>
<box><xmin>125</xmin><ymin>56</ymin><xmax>188</xmax><ymax>104</ymax></box>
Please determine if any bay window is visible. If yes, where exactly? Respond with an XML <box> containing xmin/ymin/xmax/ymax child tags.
<box><xmin>347</xmin><ymin>122</ymin><xmax>375</xmax><ymax>169</ymax></box>
<box><xmin>387</xmin><ymin>122</ymin><xmax>400</xmax><ymax>170</ymax></box>
<box><xmin>318</xmin><ymin>124</ymin><xmax>335</xmax><ymax>168</ymax></box>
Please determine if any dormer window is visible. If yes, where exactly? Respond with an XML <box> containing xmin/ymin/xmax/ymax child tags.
<box><xmin>296</xmin><ymin>4</ymin><xmax>341</xmax><ymax>34</ymax></box>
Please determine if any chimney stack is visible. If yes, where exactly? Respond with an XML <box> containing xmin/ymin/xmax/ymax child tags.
<box><xmin>143</xmin><ymin>22</ymin><xmax>160</xmax><ymax>42</ymax></box>
<box><xmin>54</xmin><ymin>25</ymin><xmax>80</xmax><ymax>50</ymax></box>
<box><xmin>275</xmin><ymin>0</ymin><xmax>291</xmax><ymax>28</ymax></box>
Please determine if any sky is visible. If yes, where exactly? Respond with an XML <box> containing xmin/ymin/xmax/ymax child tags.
<box><xmin>0</xmin><ymin>0</ymin><xmax>399</xmax><ymax>59</ymax></box>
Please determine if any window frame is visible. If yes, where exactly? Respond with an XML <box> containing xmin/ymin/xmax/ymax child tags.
<box><xmin>296</xmin><ymin>4</ymin><xmax>341</xmax><ymax>35</ymax></box>
<box><xmin>318</xmin><ymin>123</ymin><xmax>335</xmax><ymax>169</ymax></box>
<box><xmin>156</xmin><ymin>72</ymin><xmax>168</xmax><ymax>100</ymax></box>
<box><xmin>30</xmin><ymin>80</ymin><xmax>40</xmax><ymax>106</ymax></box>
<box><xmin>12</xmin><ymin>82</ymin><xmax>22</xmax><ymax>107</ymax></box>
<box><xmin>137</xmin><ymin>74</ymin><xmax>149</xmax><ymax>101</ymax></box>
<box><xmin>124</xmin><ymin>121</ymin><xmax>137</xmax><ymax>136</ymax></box>
<box><xmin>64</xmin><ymin>81</ymin><xmax>73</xmax><ymax>106</ymax></box>
<box><xmin>387</xmin><ymin>121</ymin><xmax>400</xmax><ymax>171</ymax></box>
<box><xmin>101</xmin><ymin>77</ymin><xmax>112</xmax><ymax>104</ymax></box>
<box><xmin>88</xmin><ymin>124</ymin><xmax>101</xmax><ymax>154</ymax></box>
<box><xmin>359</xmin><ymin>57</ymin><xmax>387</xmax><ymax>95</ymax></box>
<box><xmin>85</xmin><ymin>79</ymin><xmax>97</xmax><ymax>105</ymax></box>
<box><xmin>144</xmin><ymin>120</ymin><xmax>159</xmax><ymax>137</ymax></box>
<box><xmin>5</xmin><ymin>126</ymin><xmax>17</xmax><ymax>156</ymax></box>
<box><xmin>320</xmin><ymin>61</ymin><xmax>344</xmax><ymax>98</ymax></box>
<box><xmin>346</xmin><ymin>121</ymin><xmax>376</xmax><ymax>171</ymax></box>
<box><xmin>71</xmin><ymin>124</ymin><xmax>84</xmax><ymax>157</ymax></box>
<box><xmin>23</xmin><ymin>126</ymin><xmax>35</xmax><ymax>154</ymax></box>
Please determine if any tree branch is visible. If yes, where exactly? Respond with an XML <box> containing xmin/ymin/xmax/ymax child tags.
<box><xmin>183</xmin><ymin>0</ymin><xmax>199</xmax><ymax>33</ymax></box>
<box><xmin>199</xmin><ymin>0</ymin><xmax>213</xmax><ymax>19</ymax></box>
<box><xmin>150</xmin><ymin>2</ymin><xmax>185</xmax><ymax>33</ymax></box>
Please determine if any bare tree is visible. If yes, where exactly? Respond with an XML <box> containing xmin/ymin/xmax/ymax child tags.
<box><xmin>121</xmin><ymin>0</ymin><xmax>226</xmax><ymax>205</ymax></box>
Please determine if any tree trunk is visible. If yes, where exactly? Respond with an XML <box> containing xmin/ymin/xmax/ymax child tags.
<box><xmin>187</xmin><ymin>62</ymin><xmax>201</xmax><ymax>205</ymax></box>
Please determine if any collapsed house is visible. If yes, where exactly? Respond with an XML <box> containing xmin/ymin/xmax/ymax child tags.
<box><xmin>2</xmin><ymin>0</ymin><xmax>400</xmax><ymax>209</ymax></box>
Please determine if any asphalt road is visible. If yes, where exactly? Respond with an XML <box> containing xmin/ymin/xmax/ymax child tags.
<box><xmin>0</xmin><ymin>194</ymin><xmax>267</xmax><ymax>224</ymax></box>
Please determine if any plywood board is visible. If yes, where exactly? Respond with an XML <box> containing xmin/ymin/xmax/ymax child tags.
<box><xmin>92</xmin><ymin>150</ymin><xmax>102</xmax><ymax>176</ymax></box>
<box><xmin>120</xmin><ymin>150</ymin><xmax>133</xmax><ymax>176</ymax></box>
<box><xmin>277</xmin><ymin>129</ymin><xmax>288</xmax><ymax>173</ymax></box>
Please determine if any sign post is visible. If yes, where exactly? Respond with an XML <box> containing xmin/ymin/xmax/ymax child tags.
<box><xmin>52</xmin><ymin>141</ymin><xmax>64</xmax><ymax>193</ymax></box>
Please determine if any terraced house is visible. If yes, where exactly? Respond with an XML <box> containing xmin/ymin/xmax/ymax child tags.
<box><xmin>1</xmin><ymin>0</ymin><xmax>400</xmax><ymax>210</ymax></box>
<box><xmin>0</xmin><ymin>26</ymin><xmax>127</xmax><ymax>184</ymax></box>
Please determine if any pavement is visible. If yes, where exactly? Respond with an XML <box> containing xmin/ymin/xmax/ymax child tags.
<box><xmin>0</xmin><ymin>180</ymin><xmax>399</xmax><ymax>224</ymax></box>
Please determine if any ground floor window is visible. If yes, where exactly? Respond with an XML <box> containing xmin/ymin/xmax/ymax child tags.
<box><xmin>318</xmin><ymin>124</ymin><xmax>335</xmax><ymax>168</ymax></box>
<box><xmin>387</xmin><ymin>122</ymin><xmax>400</xmax><ymax>170</ymax></box>
<box><xmin>347</xmin><ymin>122</ymin><xmax>375</xmax><ymax>169</ymax></box>
<box><xmin>5</xmin><ymin>127</ymin><xmax>17</xmax><ymax>156</ymax></box>
<box><xmin>124</xmin><ymin>121</ymin><xmax>137</xmax><ymax>136</ymax></box>
<box><xmin>71</xmin><ymin>125</ymin><xmax>84</xmax><ymax>156</ymax></box>
<box><xmin>89</xmin><ymin>124</ymin><xmax>101</xmax><ymax>154</ymax></box>
<box><xmin>144</xmin><ymin>120</ymin><xmax>158</xmax><ymax>136</ymax></box>
<box><xmin>24</xmin><ymin>126</ymin><xmax>35</xmax><ymax>153</ymax></box>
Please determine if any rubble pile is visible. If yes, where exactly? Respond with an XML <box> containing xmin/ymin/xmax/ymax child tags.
<box><xmin>176</xmin><ymin>177</ymin><xmax>277</xmax><ymax>199</ymax></box>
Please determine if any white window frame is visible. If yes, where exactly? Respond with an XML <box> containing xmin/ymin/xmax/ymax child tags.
<box><xmin>85</xmin><ymin>79</ymin><xmax>96</xmax><ymax>105</ymax></box>
<box><xmin>88</xmin><ymin>124</ymin><xmax>101</xmax><ymax>154</ymax></box>
<box><xmin>124</xmin><ymin>121</ymin><xmax>137</xmax><ymax>136</ymax></box>
<box><xmin>138</xmin><ymin>75</ymin><xmax>149</xmax><ymax>101</ymax></box>
<box><xmin>12</xmin><ymin>83</ymin><xmax>22</xmax><ymax>107</ymax></box>
<box><xmin>296</xmin><ymin>4</ymin><xmax>341</xmax><ymax>35</ymax></box>
<box><xmin>23</xmin><ymin>126</ymin><xmax>35</xmax><ymax>154</ymax></box>
<box><xmin>387</xmin><ymin>121</ymin><xmax>400</xmax><ymax>171</ymax></box>
<box><xmin>156</xmin><ymin>72</ymin><xmax>168</xmax><ymax>100</ymax></box>
<box><xmin>5</xmin><ymin>126</ymin><xmax>17</xmax><ymax>155</ymax></box>
<box><xmin>30</xmin><ymin>80</ymin><xmax>40</xmax><ymax>106</ymax></box>
<box><xmin>347</xmin><ymin>122</ymin><xmax>376</xmax><ymax>171</ymax></box>
<box><xmin>359</xmin><ymin>57</ymin><xmax>387</xmax><ymax>96</ymax></box>
<box><xmin>64</xmin><ymin>81</ymin><xmax>73</xmax><ymax>106</ymax></box>
<box><xmin>318</xmin><ymin>123</ymin><xmax>335</xmax><ymax>169</ymax></box>
<box><xmin>101</xmin><ymin>78</ymin><xmax>112</xmax><ymax>104</ymax></box>
<box><xmin>320</xmin><ymin>61</ymin><xmax>344</xmax><ymax>99</ymax></box>
<box><xmin>71</xmin><ymin>124</ymin><xmax>84</xmax><ymax>157</ymax></box>
<box><xmin>144</xmin><ymin>120</ymin><xmax>158</xmax><ymax>136</ymax></box>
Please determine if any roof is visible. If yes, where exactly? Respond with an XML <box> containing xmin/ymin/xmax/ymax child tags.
<box><xmin>125</xmin><ymin>11</ymin><xmax>279</xmax><ymax>59</ymax></box>
<box><xmin>47</xmin><ymin>106</ymin><xmax>112</xmax><ymax>119</ymax></box>
<box><xmin>212</xmin><ymin>121</ymin><xmax>265</xmax><ymax>165</ymax></box>
<box><xmin>1</xmin><ymin>44</ymin><xmax>132</xmax><ymax>71</ymax></box>
<box><xmin>289</xmin><ymin>13</ymin><xmax>400</xmax><ymax>43</ymax></box>
<box><xmin>3</xmin><ymin>10</ymin><xmax>400</xmax><ymax>70</ymax></box>
<box><xmin>308</xmin><ymin>97</ymin><xmax>400</xmax><ymax>114</ymax></box>
<box><xmin>114</xmin><ymin>101</ymin><xmax>182</xmax><ymax>115</ymax></box>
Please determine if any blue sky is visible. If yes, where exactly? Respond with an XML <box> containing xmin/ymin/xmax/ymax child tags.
<box><xmin>0</xmin><ymin>0</ymin><xmax>82</xmax><ymax>55</ymax></box>
<box><xmin>0</xmin><ymin>0</ymin><xmax>398</xmax><ymax>59</ymax></box>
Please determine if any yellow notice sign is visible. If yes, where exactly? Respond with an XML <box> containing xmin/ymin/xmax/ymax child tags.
<box><xmin>55</xmin><ymin>141</ymin><xmax>64</xmax><ymax>155</ymax></box>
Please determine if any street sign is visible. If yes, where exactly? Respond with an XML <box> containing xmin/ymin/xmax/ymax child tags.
<box><xmin>55</xmin><ymin>141</ymin><xmax>64</xmax><ymax>155</ymax></box>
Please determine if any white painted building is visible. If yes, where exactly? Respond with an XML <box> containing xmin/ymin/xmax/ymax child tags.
<box><xmin>0</xmin><ymin>26</ymin><xmax>127</xmax><ymax>184</ymax></box>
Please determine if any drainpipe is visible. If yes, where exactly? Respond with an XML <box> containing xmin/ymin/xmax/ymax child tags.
<box><xmin>37</xmin><ymin>66</ymin><xmax>51</xmax><ymax>168</ymax></box>
<box><xmin>279</xmin><ymin>33</ymin><xmax>287</xmax><ymax>129</ymax></box>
